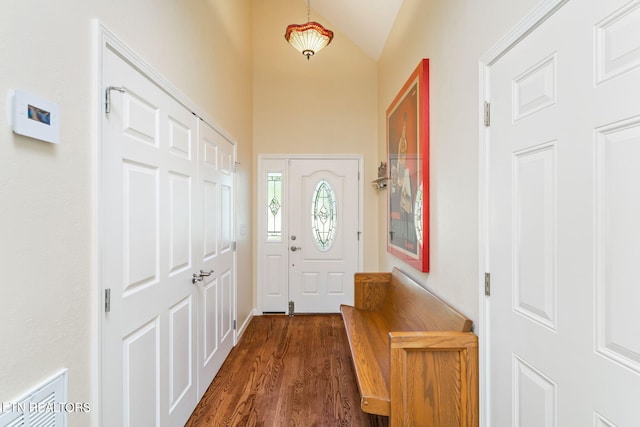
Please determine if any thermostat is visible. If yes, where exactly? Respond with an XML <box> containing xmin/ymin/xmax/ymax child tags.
<box><xmin>11</xmin><ymin>88</ymin><xmax>60</xmax><ymax>144</ymax></box>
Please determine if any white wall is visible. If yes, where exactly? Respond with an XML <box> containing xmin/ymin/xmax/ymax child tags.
<box><xmin>377</xmin><ymin>0</ymin><xmax>540</xmax><ymax>324</ymax></box>
<box><xmin>0</xmin><ymin>1</ymin><xmax>253</xmax><ymax>425</ymax></box>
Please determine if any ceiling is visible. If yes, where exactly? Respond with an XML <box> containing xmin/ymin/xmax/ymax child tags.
<box><xmin>308</xmin><ymin>0</ymin><xmax>404</xmax><ymax>60</ymax></box>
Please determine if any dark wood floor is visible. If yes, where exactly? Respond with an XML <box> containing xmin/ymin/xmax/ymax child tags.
<box><xmin>185</xmin><ymin>314</ymin><xmax>388</xmax><ymax>427</ymax></box>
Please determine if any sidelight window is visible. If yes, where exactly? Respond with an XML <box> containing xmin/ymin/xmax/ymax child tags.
<box><xmin>267</xmin><ymin>172</ymin><xmax>282</xmax><ymax>240</ymax></box>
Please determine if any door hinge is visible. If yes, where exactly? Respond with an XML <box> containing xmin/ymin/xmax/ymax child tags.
<box><xmin>484</xmin><ymin>272</ymin><xmax>491</xmax><ymax>296</ymax></box>
<box><xmin>483</xmin><ymin>101</ymin><xmax>491</xmax><ymax>127</ymax></box>
<box><xmin>105</xmin><ymin>288</ymin><xmax>111</xmax><ymax>313</ymax></box>
<box><xmin>231</xmin><ymin>241</ymin><xmax>237</xmax><ymax>251</ymax></box>
<box><xmin>233</xmin><ymin>162</ymin><xmax>240</xmax><ymax>173</ymax></box>
<box><xmin>357</xmin><ymin>231</ymin><xmax>361</xmax><ymax>241</ymax></box>
<box><xmin>233</xmin><ymin>320</ymin><xmax>237</xmax><ymax>330</ymax></box>
<box><xmin>105</xmin><ymin>86</ymin><xmax>125</xmax><ymax>114</ymax></box>
<box><xmin>288</xmin><ymin>300</ymin><xmax>295</xmax><ymax>317</ymax></box>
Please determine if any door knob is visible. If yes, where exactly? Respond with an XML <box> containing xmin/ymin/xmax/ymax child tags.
<box><xmin>290</xmin><ymin>246</ymin><xmax>302</xmax><ymax>252</ymax></box>
<box><xmin>192</xmin><ymin>269</ymin><xmax>214</xmax><ymax>284</ymax></box>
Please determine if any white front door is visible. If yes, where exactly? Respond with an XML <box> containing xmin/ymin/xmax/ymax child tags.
<box><xmin>288</xmin><ymin>158</ymin><xmax>360</xmax><ymax>313</ymax></box>
<box><xmin>258</xmin><ymin>157</ymin><xmax>361</xmax><ymax>314</ymax></box>
<box><xmin>486</xmin><ymin>0</ymin><xmax>640</xmax><ymax>425</ymax></box>
<box><xmin>101</xmin><ymin>43</ymin><xmax>236</xmax><ymax>426</ymax></box>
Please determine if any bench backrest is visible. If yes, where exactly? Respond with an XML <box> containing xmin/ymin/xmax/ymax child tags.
<box><xmin>380</xmin><ymin>268</ymin><xmax>473</xmax><ymax>333</ymax></box>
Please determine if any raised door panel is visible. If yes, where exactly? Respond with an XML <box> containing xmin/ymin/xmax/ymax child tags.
<box><xmin>202</xmin><ymin>277</ymin><xmax>219</xmax><ymax>366</ymax></box>
<box><xmin>168</xmin><ymin>172</ymin><xmax>192</xmax><ymax>276</ymax></box>
<box><xmin>220</xmin><ymin>268</ymin><xmax>234</xmax><ymax>344</ymax></box>
<box><xmin>595</xmin><ymin>119</ymin><xmax>640</xmax><ymax>374</ymax></box>
<box><xmin>168</xmin><ymin>297</ymin><xmax>193</xmax><ymax>412</ymax></box>
<box><xmin>512</xmin><ymin>143</ymin><xmax>557</xmax><ymax>331</ymax></box>
<box><xmin>123</xmin><ymin>318</ymin><xmax>160</xmax><ymax>427</ymax></box>
<box><xmin>123</xmin><ymin>161</ymin><xmax>159</xmax><ymax>296</ymax></box>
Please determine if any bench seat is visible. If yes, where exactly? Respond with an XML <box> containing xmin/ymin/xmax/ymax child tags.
<box><xmin>341</xmin><ymin>305</ymin><xmax>393</xmax><ymax>415</ymax></box>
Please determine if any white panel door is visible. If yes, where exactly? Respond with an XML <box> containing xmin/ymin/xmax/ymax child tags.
<box><xmin>288</xmin><ymin>158</ymin><xmax>359</xmax><ymax>313</ymax></box>
<box><xmin>487</xmin><ymin>1</ymin><xmax>640</xmax><ymax>425</ymax></box>
<box><xmin>195</xmin><ymin>122</ymin><xmax>235</xmax><ymax>398</ymax></box>
<box><xmin>101</xmin><ymin>47</ymin><xmax>198</xmax><ymax>427</ymax></box>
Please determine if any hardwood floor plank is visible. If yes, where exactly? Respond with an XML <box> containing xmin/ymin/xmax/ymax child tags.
<box><xmin>185</xmin><ymin>314</ymin><xmax>389</xmax><ymax>427</ymax></box>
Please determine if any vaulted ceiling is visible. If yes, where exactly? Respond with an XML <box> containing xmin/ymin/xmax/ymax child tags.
<box><xmin>308</xmin><ymin>0</ymin><xmax>404</xmax><ymax>60</ymax></box>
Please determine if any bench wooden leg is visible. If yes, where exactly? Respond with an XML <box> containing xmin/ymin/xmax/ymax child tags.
<box><xmin>389</xmin><ymin>332</ymin><xmax>479</xmax><ymax>427</ymax></box>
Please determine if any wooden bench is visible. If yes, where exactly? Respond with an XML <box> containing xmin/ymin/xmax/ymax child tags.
<box><xmin>340</xmin><ymin>268</ymin><xmax>479</xmax><ymax>426</ymax></box>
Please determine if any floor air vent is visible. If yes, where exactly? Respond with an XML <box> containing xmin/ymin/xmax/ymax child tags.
<box><xmin>0</xmin><ymin>370</ymin><xmax>67</xmax><ymax>427</ymax></box>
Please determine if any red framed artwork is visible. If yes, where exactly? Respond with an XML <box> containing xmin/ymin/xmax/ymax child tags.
<box><xmin>386</xmin><ymin>59</ymin><xmax>429</xmax><ymax>272</ymax></box>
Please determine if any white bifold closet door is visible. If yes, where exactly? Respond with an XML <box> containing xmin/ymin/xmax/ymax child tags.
<box><xmin>101</xmin><ymin>44</ymin><xmax>235</xmax><ymax>427</ymax></box>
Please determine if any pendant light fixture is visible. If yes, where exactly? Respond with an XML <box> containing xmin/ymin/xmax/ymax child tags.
<box><xmin>284</xmin><ymin>0</ymin><xmax>334</xmax><ymax>60</ymax></box>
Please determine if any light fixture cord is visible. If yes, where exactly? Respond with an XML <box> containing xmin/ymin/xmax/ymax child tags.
<box><xmin>307</xmin><ymin>0</ymin><xmax>311</xmax><ymax>22</ymax></box>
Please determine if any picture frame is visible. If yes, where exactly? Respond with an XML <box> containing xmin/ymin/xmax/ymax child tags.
<box><xmin>386</xmin><ymin>59</ymin><xmax>429</xmax><ymax>272</ymax></box>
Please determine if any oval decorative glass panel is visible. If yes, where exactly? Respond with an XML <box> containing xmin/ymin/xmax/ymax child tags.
<box><xmin>311</xmin><ymin>180</ymin><xmax>337</xmax><ymax>251</ymax></box>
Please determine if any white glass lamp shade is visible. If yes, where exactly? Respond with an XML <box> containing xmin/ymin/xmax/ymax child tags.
<box><xmin>285</xmin><ymin>22</ymin><xmax>334</xmax><ymax>59</ymax></box>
